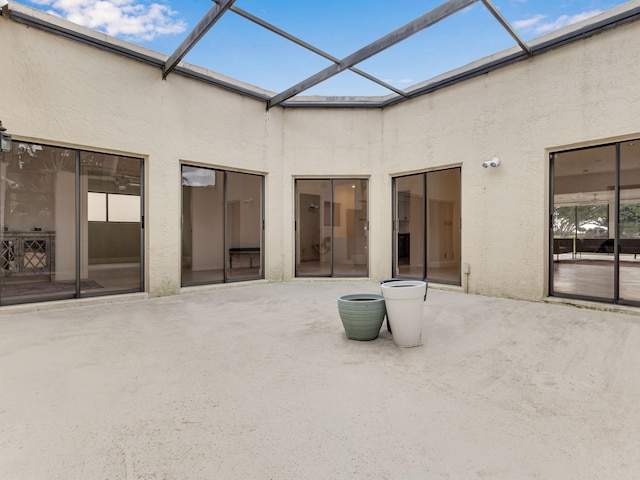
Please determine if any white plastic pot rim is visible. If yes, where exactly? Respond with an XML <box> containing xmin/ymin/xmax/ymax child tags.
<box><xmin>380</xmin><ymin>280</ymin><xmax>426</xmax><ymax>300</ymax></box>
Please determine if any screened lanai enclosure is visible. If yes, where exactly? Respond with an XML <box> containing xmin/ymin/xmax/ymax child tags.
<box><xmin>6</xmin><ymin>0</ymin><xmax>636</xmax><ymax>106</ymax></box>
<box><xmin>3</xmin><ymin>0</ymin><xmax>640</xmax><ymax>307</ymax></box>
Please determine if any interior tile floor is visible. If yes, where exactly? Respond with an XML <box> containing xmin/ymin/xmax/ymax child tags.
<box><xmin>1</xmin><ymin>282</ymin><xmax>640</xmax><ymax>479</ymax></box>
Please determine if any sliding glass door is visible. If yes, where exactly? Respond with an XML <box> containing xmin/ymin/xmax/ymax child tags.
<box><xmin>392</xmin><ymin>168</ymin><xmax>461</xmax><ymax>285</ymax></box>
<box><xmin>226</xmin><ymin>171</ymin><xmax>263</xmax><ymax>281</ymax></box>
<box><xmin>295</xmin><ymin>179</ymin><xmax>368</xmax><ymax>277</ymax></box>
<box><xmin>181</xmin><ymin>165</ymin><xmax>264</xmax><ymax>286</ymax></box>
<box><xmin>551</xmin><ymin>140</ymin><xmax>640</xmax><ymax>305</ymax></box>
<box><xmin>82</xmin><ymin>153</ymin><xmax>143</xmax><ymax>295</ymax></box>
<box><xmin>394</xmin><ymin>174</ymin><xmax>424</xmax><ymax>279</ymax></box>
<box><xmin>0</xmin><ymin>142</ymin><xmax>144</xmax><ymax>305</ymax></box>
<box><xmin>619</xmin><ymin>142</ymin><xmax>640</xmax><ymax>303</ymax></box>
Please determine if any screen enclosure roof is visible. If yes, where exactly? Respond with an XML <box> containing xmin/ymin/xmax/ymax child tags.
<box><xmin>3</xmin><ymin>0</ymin><xmax>640</xmax><ymax>108</ymax></box>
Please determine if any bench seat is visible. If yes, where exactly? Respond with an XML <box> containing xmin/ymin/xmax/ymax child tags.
<box><xmin>229</xmin><ymin>248</ymin><xmax>260</xmax><ymax>268</ymax></box>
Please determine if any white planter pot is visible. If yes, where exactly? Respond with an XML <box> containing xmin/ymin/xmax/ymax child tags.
<box><xmin>380</xmin><ymin>280</ymin><xmax>427</xmax><ymax>347</ymax></box>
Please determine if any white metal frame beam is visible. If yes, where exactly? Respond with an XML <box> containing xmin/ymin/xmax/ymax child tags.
<box><xmin>267</xmin><ymin>0</ymin><xmax>479</xmax><ymax>109</ymax></box>
<box><xmin>214</xmin><ymin>1</ymin><xmax>408</xmax><ymax>97</ymax></box>
<box><xmin>7</xmin><ymin>0</ymin><xmax>640</xmax><ymax>108</ymax></box>
<box><xmin>163</xmin><ymin>0</ymin><xmax>236</xmax><ymax>79</ymax></box>
<box><xmin>481</xmin><ymin>0</ymin><xmax>532</xmax><ymax>55</ymax></box>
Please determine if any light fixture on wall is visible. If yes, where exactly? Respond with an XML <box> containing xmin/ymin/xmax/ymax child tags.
<box><xmin>0</xmin><ymin>121</ymin><xmax>12</xmax><ymax>153</ymax></box>
<box><xmin>482</xmin><ymin>156</ymin><xmax>501</xmax><ymax>168</ymax></box>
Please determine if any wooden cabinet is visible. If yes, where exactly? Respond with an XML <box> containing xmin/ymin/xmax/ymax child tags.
<box><xmin>1</xmin><ymin>231</ymin><xmax>55</xmax><ymax>281</ymax></box>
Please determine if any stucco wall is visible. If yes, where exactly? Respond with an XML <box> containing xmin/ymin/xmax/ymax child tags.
<box><xmin>0</xmin><ymin>11</ymin><xmax>279</xmax><ymax>297</ymax></box>
<box><xmin>383</xmin><ymin>22</ymin><xmax>640</xmax><ymax>300</ymax></box>
<box><xmin>2</xmin><ymin>6</ymin><xmax>640</xmax><ymax>303</ymax></box>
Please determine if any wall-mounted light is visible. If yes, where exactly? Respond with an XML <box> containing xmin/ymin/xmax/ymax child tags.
<box><xmin>482</xmin><ymin>156</ymin><xmax>501</xmax><ymax>168</ymax></box>
<box><xmin>0</xmin><ymin>121</ymin><xmax>12</xmax><ymax>153</ymax></box>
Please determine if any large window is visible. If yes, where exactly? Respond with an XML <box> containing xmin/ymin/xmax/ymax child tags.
<box><xmin>181</xmin><ymin>165</ymin><xmax>264</xmax><ymax>286</ymax></box>
<box><xmin>551</xmin><ymin>140</ymin><xmax>640</xmax><ymax>305</ymax></box>
<box><xmin>0</xmin><ymin>143</ymin><xmax>144</xmax><ymax>305</ymax></box>
<box><xmin>392</xmin><ymin>168</ymin><xmax>461</xmax><ymax>285</ymax></box>
<box><xmin>295</xmin><ymin>179</ymin><xmax>368</xmax><ymax>277</ymax></box>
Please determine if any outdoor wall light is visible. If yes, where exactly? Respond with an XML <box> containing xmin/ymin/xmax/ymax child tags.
<box><xmin>482</xmin><ymin>156</ymin><xmax>501</xmax><ymax>168</ymax></box>
<box><xmin>0</xmin><ymin>121</ymin><xmax>12</xmax><ymax>153</ymax></box>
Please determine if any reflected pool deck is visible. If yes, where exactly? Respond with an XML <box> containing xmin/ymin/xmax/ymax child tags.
<box><xmin>2</xmin><ymin>282</ymin><xmax>640</xmax><ymax>479</ymax></box>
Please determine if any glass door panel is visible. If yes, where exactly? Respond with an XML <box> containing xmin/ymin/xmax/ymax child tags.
<box><xmin>426</xmin><ymin>169</ymin><xmax>461</xmax><ymax>284</ymax></box>
<box><xmin>225</xmin><ymin>171</ymin><xmax>263</xmax><ymax>281</ymax></box>
<box><xmin>81</xmin><ymin>152</ymin><xmax>142</xmax><ymax>295</ymax></box>
<box><xmin>392</xmin><ymin>168</ymin><xmax>461</xmax><ymax>284</ymax></box>
<box><xmin>394</xmin><ymin>174</ymin><xmax>424</xmax><ymax>279</ymax></box>
<box><xmin>619</xmin><ymin>141</ymin><xmax>640</xmax><ymax>303</ymax></box>
<box><xmin>552</xmin><ymin>145</ymin><xmax>616</xmax><ymax>300</ymax></box>
<box><xmin>181</xmin><ymin>166</ymin><xmax>224</xmax><ymax>286</ymax></box>
<box><xmin>296</xmin><ymin>180</ymin><xmax>331</xmax><ymax>276</ymax></box>
<box><xmin>333</xmin><ymin>179</ymin><xmax>368</xmax><ymax>276</ymax></box>
<box><xmin>1</xmin><ymin>144</ymin><xmax>77</xmax><ymax>304</ymax></box>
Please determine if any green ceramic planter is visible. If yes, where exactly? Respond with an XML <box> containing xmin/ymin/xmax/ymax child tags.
<box><xmin>337</xmin><ymin>293</ymin><xmax>387</xmax><ymax>341</ymax></box>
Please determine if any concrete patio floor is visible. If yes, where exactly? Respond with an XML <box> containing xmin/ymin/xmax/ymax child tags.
<box><xmin>1</xmin><ymin>282</ymin><xmax>640</xmax><ymax>479</ymax></box>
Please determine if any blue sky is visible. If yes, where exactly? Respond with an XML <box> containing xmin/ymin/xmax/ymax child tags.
<box><xmin>16</xmin><ymin>0</ymin><xmax>630</xmax><ymax>96</ymax></box>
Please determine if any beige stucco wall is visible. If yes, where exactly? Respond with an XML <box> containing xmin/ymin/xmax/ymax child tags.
<box><xmin>0</xmin><ymin>10</ymin><xmax>279</xmax><ymax>297</ymax></box>
<box><xmin>384</xmin><ymin>21</ymin><xmax>640</xmax><ymax>300</ymax></box>
<box><xmin>2</xmin><ymin>6</ymin><xmax>640</xmax><ymax>303</ymax></box>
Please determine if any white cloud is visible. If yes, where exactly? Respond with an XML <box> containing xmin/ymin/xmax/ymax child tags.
<box><xmin>513</xmin><ymin>14</ymin><xmax>546</xmax><ymax>30</ymax></box>
<box><xmin>33</xmin><ymin>0</ymin><xmax>187</xmax><ymax>41</ymax></box>
<box><xmin>514</xmin><ymin>10</ymin><xmax>603</xmax><ymax>36</ymax></box>
<box><xmin>533</xmin><ymin>10</ymin><xmax>602</xmax><ymax>35</ymax></box>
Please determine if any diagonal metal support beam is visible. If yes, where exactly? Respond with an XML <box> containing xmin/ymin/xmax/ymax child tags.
<box><xmin>268</xmin><ymin>0</ymin><xmax>478</xmax><ymax>108</ymax></box>
<box><xmin>481</xmin><ymin>0</ymin><xmax>532</xmax><ymax>55</ymax></box>
<box><xmin>163</xmin><ymin>0</ymin><xmax>235</xmax><ymax>79</ymax></box>
<box><xmin>214</xmin><ymin>1</ymin><xmax>338</xmax><ymax>62</ymax></box>
<box><xmin>214</xmin><ymin>1</ymin><xmax>408</xmax><ymax>97</ymax></box>
<box><xmin>350</xmin><ymin>67</ymin><xmax>408</xmax><ymax>96</ymax></box>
